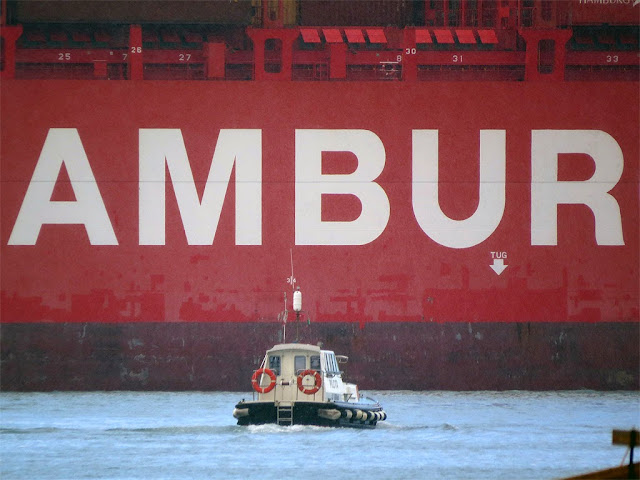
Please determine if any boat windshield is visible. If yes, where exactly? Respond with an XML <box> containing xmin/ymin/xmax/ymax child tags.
<box><xmin>294</xmin><ymin>355</ymin><xmax>306</xmax><ymax>374</ymax></box>
<box><xmin>268</xmin><ymin>355</ymin><xmax>281</xmax><ymax>375</ymax></box>
<box><xmin>310</xmin><ymin>355</ymin><xmax>320</xmax><ymax>371</ymax></box>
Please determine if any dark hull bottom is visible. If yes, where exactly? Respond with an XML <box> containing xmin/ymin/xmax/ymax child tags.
<box><xmin>1</xmin><ymin>322</ymin><xmax>638</xmax><ymax>391</ymax></box>
<box><xmin>563</xmin><ymin>462</ymin><xmax>639</xmax><ymax>480</ymax></box>
<box><xmin>234</xmin><ymin>401</ymin><xmax>384</xmax><ymax>428</ymax></box>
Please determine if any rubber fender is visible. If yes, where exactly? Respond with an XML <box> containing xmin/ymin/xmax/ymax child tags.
<box><xmin>342</xmin><ymin>409</ymin><xmax>353</xmax><ymax>419</ymax></box>
<box><xmin>318</xmin><ymin>408</ymin><xmax>341</xmax><ymax>421</ymax></box>
<box><xmin>354</xmin><ymin>409</ymin><xmax>364</xmax><ymax>420</ymax></box>
<box><xmin>232</xmin><ymin>407</ymin><xmax>250</xmax><ymax>418</ymax></box>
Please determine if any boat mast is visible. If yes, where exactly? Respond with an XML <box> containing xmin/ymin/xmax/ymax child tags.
<box><xmin>282</xmin><ymin>248</ymin><xmax>305</xmax><ymax>342</ymax></box>
<box><xmin>282</xmin><ymin>248</ymin><xmax>297</xmax><ymax>343</ymax></box>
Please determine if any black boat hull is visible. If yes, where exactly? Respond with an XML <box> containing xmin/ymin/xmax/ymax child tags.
<box><xmin>233</xmin><ymin>400</ymin><xmax>386</xmax><ymax>429</ymax></box>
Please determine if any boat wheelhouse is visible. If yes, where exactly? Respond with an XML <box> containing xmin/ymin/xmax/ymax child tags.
<box><xmin>233</xmin><ymin>342</ymin><xmax>386</xmax><ymax>428</ymax></box>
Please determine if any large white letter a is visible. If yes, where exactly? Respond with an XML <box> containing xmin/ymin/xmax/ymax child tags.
<box><xmin>8</xmin><ymin>128</ymin><xmax>117</xmax><ymax>245</ymax></box>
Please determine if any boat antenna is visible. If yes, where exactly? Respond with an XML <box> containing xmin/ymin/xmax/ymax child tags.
<box><xmin>290</xmin><ymin>248</ymin><xmax>295</xmax><ymax>289</ymax></box>
<box><xmin>280</xmin><ymin>291</ymin><xmax>288</xmax><ymax>343</ymax></box>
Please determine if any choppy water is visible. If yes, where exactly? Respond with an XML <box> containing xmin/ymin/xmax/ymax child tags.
<box><xmin>1</xmin><ymin>391</ymin><xmax>638</xmax><ymax>479</ymax></box>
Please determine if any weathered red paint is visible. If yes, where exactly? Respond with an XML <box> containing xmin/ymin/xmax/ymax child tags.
<box><xmin>1</xmin><ymin>80</ymin><xmax>638</xmax><ymax>327</ymax></box>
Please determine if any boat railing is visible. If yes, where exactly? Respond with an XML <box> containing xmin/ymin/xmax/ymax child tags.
<box><xmin>358</xmin><ymin>395</ymin><xmax>381</xmax><ymax>406</ymax></box>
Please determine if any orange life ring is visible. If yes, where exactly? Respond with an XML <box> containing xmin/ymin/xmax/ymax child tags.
<box><xmin>297</xmin><ymin>369</ymin><xmax>322</xmax><ymax>395</ymax></box>
<box><xmin>251</xmin><ymin>368</ymin><xmax>276</xmax><ymax>394</ymax></box>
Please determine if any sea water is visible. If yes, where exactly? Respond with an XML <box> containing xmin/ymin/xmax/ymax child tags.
<box><xmin>1</xmin><ymin>391</ymin><xmax>638</xmax><ymax>480</ymax></box>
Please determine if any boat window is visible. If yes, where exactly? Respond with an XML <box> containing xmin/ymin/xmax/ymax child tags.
<box><xmin>268</xmin><ymin>355</ymin><xmax>281</xmax><ymax>375</ymax></box>
<box><xmin>310</xmin><ymin>355</ymin><xmax>321</xmax><ymax>371</ymax></box>
<box><xmin>294</xmin><ymin>355</ymin><xmax>306</xmax><ymax>374</ymax></box>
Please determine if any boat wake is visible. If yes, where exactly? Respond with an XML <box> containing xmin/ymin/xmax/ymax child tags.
<box><xmin>245</xmin><ymin>424</ymin><xmax>329</xmax><ymax>434</ymax></box>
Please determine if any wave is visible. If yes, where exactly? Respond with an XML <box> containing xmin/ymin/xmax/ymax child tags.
<box><xmin>0</xmin><ymin>427</ymin><xmax>63</xmax><ymax>435</ymax></box>
<box><xmin>2</xmin><ymin>425</ymin><xmax>240</xmax><ymax>436</ymax></box>
<box><xmin>104</xmin><ymin>425</ymin><xmax>238</xmax><ymax>435</ymax></box>
<box><xmin>376</xmin><ymin>422</ymin><xmax>459</xmax><ymax>432</ymax></box>
<box><xmin>2</xmin><ymin>422</ymin><xmax>463</xmax><ymax>437</ymax></box>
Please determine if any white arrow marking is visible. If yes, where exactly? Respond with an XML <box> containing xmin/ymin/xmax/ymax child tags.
<box><xmin>490</xmin><ymin>258</ymin><xmax>508</xmax><ymax>275</ymax></box>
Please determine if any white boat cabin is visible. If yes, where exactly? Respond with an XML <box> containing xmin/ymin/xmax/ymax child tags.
<box><xmin>253</xmin><ymin>343</ymin><xmax>359</xmax><ymax>404</ymax></box>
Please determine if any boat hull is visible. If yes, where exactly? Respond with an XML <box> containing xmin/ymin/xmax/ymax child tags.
<box><xmin>234</xmin><ymin>400</ymin><xmax>386</xmax><ymax>428</ymax></box>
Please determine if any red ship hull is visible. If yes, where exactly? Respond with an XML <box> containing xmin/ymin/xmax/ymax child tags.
<box><xmin>1</xmin><ymin>80</ymin><xmax>638</xmax><ymax>390</ymax></box>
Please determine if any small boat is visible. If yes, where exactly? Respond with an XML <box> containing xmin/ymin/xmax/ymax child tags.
<box><xmin>233</xmin><ymin>342</ymin><xmax>387</xmax><ymax>428</ymax></box>
<box><xmin>234</xmin><ymin>269</ymin><xmax>386</xmax><ymax>428</ymax></box>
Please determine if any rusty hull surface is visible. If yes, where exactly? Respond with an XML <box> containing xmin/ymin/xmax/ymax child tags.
<box><xmin>2</xmin><ymin>322</ymin><xmax>637</xmax><ymax>391</ymax></box>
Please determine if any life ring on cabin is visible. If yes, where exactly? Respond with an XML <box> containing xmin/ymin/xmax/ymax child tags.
<box><xmin>251</xmin><ymin>368</ymin><xmax>276</xmax><ymax>394</ymax></box>
<box><xmin>297</xmin><ymin>369</ymin><xmax>322</xmax><ymax>395</ymax></box>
